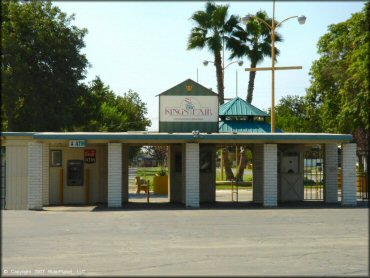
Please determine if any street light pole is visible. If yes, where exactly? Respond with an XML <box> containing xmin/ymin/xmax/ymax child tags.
<box><xmin>242</xmin><ymin>0</ymin><xmax>306</xmax><ymax>132</ymax></box>
<box><xmin>271</xmin><ymin>0</ymin><xmax>276</xmax><ymax>132</ymax></box>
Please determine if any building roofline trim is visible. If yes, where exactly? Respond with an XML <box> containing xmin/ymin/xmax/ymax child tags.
<box><xmin>0</xmin><ymin>131</ymin><xmax>353</xmax><ymax>143</ymax></box>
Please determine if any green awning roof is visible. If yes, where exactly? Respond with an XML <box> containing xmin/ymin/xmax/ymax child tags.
<box><xmin>158</xmin><ymin>79</ymin><xmax>218</xmax><ymax>96</ymax></box>
<box><xmin>1</xmin><ymin>132</ymin><xmax>353</xmax><ymax>144</ymax></box>
<box><xmin>219</xmin><ymin>97</ymin><xmax>269</xmax><ymax>117</ymax></box>
<box><xmin>219</xmin><ymin>121</ymin><xmax>282</xmax><ymax>133</ymax></box>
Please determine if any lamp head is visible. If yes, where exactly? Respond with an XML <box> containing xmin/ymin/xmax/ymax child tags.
<box><xmin>203</xmin><ymin>60</ymin><xmax>209</xmax><ymax>66</ymax></box>
<box><xmin>237</xmin><ymin>60</ymin><xmax>243</xmax><ymax>66</ymax></box>
<box><xmin>242</xmin><ymin>14</ymin><xmax>253</xmax><ymax>24</ymax></box>
<box><xmin>297</xmin><ymin>15</ymin><xmax>306</xmax><ymax>25</ymax></box>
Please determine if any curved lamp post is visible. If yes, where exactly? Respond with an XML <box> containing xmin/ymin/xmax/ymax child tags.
<box><xmin>242</xmin><ymin>1</ymin><xmax>306</xmax><ymax>132</ymax></box>
<box><xmin>203</xmin><ymin>59</ymin><xmax>243</xmax><ymax>99</ymax></box>
<box><xmin>203</xmin><ymin>59</ymin><xmax>244</xmax><ymax>69</ymax></box>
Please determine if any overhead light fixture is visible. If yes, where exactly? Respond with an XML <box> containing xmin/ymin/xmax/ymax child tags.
<box><xmin>297</xmin><ymin>15</ymin><xmax>306</xmax><ymax>25</ymax></box>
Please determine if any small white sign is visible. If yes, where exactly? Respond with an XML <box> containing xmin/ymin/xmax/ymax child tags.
<box><xmin>160</xmin><ymin>96</ymin><xmax>218</xmax><ymax>122</ymax></box>
<box><xmin>69</xmin><ymin>140</ymin><xmax>86</xmax><ymax>148</ymax></box>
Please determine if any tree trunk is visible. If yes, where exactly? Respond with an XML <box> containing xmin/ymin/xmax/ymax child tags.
<box><xmin>246</xmin><ymin>61</ymin><xmax>257</xmax><ymax>104</ymax></box>
<box><xmin>214</xmin><ymin>51</ymin><xmax>224</xmax><ymax>104</ymax></box>
<box><xmin>235</xmin><ymin>147</ymin><xmax>247</xmax><ymax>181</ymax></box>
<box><xmin>222</xmin><ymin>147</ymin><xmax>234</xmax><ymax>180</ymax></box>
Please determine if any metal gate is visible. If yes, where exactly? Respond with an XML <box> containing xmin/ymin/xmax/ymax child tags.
<box><xmin>356</xmin><ymin>149</ymin><xmax>368</xmax><ymax>201</ymax></box>
<box><xmin>357</xmin><ymin>171</ymin><xmax>368</xmax><ymax>200</ymax></box>
<box><xmin>304</xmin><ymin>145</ymin><xmax>324</xmax><ymax>200</ymax></box>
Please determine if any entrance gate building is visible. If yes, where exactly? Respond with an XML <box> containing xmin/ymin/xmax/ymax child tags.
<box><xmin>0</xmin><ymin>79</ymin><xmax>359</xmax><ymax>210</ymax></box>
<box><xmin>1</xmin><ymin>132</ymin><xmax>357</xmax><ymax>209</ymax></box>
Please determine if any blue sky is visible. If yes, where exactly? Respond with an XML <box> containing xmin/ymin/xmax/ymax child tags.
<box><xmin>54</xmin><ymin>1</ymin><xmax>365</xmax><ymax>131</ymax></box>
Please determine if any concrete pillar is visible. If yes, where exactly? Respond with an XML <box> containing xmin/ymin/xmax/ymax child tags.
<box><xmin>185</xmin><ymin>143</ymin><xmax>199</xmax><ymax>208</ymax></box>
<box><xmin>324</xmin><ymin>144</ymin><xmax>338</xmax><ymax>203</ymax></box>
<box><xmin>252</xmin><ymin>144</ymin><xmax>263</xmax><ymax>203</ymax></box>
<box><xmin>108</xmin><ymin>143</ymin><xmax>122</xmax><ymax>207</ymax></box>
<box><xmin>42</xmin><ymin>143</ymin><xmax>49</xmax><ymax>206</ymax></box>
<box><xmin>342</xmin><ymin>143</ymin><xmax>357</xmax><ymax>206</ymax></box>
<box><xmin>28</xmin><ymin>142</ymin><xmax>43</xmax><ymax>210</ymax></box>
<box><xmin>263</xmin><ymin>144</ymin><xmax>277</xmax><ymax>207</ymax></box>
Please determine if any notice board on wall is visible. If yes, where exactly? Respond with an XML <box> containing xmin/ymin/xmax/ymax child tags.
<box><xmin>84</xmin><ymin>149</ymin><xmax>96</xmax><ymax>164</ymax></box>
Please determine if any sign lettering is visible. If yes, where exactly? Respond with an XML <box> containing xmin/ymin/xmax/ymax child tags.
<box><xmin>84</xmin><ymin>149</ymin><xmax>96</xmax><ymax>164</ymax></box>
<box><xmin>160</xmin><ymin>96</ymin><xmax>218</xmax><ymax>122</ymax></box>
<box><xmin>69</xmin><ymin>140</ymin><xmax>86</xmax><ymax>148</ymax></box>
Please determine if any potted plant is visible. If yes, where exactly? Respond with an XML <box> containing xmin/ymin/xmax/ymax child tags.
<box><xmin>143</xmin><ymin>146</ymin><xmax>168</xmax><ymax>194</ymax></box>
<box><xmin>156</xmin><ymin>168</ymin><xmax>167</xmax><ymax>176</ymax></box>
<box><xmin>153</xmin><ymin>167</ymin><xmax>168</xmax><ymax>194</ymax></box>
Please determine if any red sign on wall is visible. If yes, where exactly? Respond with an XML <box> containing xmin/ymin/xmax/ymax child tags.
<box><xmin>84</xmin><ymin>149</ymin><xmax>96</xmax><ymax>164</ymax></box>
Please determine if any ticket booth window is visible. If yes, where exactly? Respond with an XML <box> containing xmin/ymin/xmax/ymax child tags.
<box><xmin>67</xmin><ymin>160</ymin><xmax>84</xmax><ymax>186</ymax></box>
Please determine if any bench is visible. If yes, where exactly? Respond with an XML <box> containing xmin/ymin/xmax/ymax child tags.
<box><xmin>136</xmin><ymin>176</ymin><xmax>150</xmax><ymax>194</ymax></box>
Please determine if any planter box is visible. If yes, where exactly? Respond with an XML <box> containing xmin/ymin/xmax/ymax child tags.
<box><xmin>153</xmin><ymin>175</ymin><xmax>168</xmax><ymax>195</ymax></box>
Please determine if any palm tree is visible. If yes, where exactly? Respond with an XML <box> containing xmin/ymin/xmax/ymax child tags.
<box><xmin>187</xmin><ymin>1</ymin><xmax>239</xmax><ymax>105</ymax></box>
<box><xmin>227</xmin><ymin>10</ymin><xmax>282</xmax><ymax>104</ymax></box>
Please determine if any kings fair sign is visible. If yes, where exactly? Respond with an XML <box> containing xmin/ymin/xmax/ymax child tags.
<box><xmin>158</xmin><ymin>79</ymin><xmax>219</xmax><ymax>133</ymax></box>
<box><xmin>160</xmin><ymin>96</ymin><xmax>218</xmax><ymax>122</ymax></box>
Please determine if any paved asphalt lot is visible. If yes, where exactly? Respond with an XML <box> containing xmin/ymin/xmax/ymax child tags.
<box><xmin>1</xmin><ymin>200</ymin><xmax>369</xmax><ymax>277</ymax></box>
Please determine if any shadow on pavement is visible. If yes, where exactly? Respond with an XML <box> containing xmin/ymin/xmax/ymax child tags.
<box><xmin>90</xmin><ymin>200</ymin><xmax>368</xmax><ymax>212</ymax></box>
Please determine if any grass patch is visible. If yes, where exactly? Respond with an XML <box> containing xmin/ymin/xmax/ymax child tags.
<box><xmin>216</xmin><ymin>167</ymin><xmax>253</xmax><ymax>182</ymax></box>
<box><xmin>216</xmin><ymin>184</ymin><xmax>252</xmax><ymax>190</ymax></box>
<box><xmin>135</xmin><ymin>167</ymin><xmax>254</xmax><ymax>190</ymax></box>
<box><xmin>304</xmin><ymin>185</ymin><xmax>324</xmax><ymax>189</ymax></box>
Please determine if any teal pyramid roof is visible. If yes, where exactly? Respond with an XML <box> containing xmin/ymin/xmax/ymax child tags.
<box><xmin>219</xmin><ymin>97</ymin><xmax>268</xmax><ymax>117</ymax></box>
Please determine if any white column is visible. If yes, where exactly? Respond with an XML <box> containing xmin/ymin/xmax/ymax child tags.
<box><xmin>185</xmin><ymin>143</ymin><xmax>199</xmax><ymax>208</ymax></box>
<box><xmin>42</xmin><ymin>143</ymin><xmax>49</xmax><ymax>206</ymax></box>
<box><xmin>252</xmin><ymin>144</ymin><xmax>263</xmax><ymax>203</ymax></box>
<box><xmin>28</xmin><ymin>142</ymin><xmax>43</xmax><ymax>210</ymax></box>
<box><xmin>325</xmin><ymin>144</ymin><xmax>338</xmax><ymax>203</ymax></box>
<box><xmin>342</xmin><ymin>143</ymin><xmax>357</xmax><ymax>206</ymax></box>
<box><xmin>263</xmin><ymin>144</ymin><xmax>277</xmax><ymax>207</ymax></box>
<box><xmin>108</xmin><ymin>143</ymin><xmax>122</xmax><ymax>208</ymax></box>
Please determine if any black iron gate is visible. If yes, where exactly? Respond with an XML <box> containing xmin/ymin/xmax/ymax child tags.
<box><xmin>356</xmin><ymin>149</ymin><xmax>369</xmax><ymax>201</ymax></box>
<box><xmin>304</xmin><ymin>145</ymin><xmax>324</xmax><ymax>200</ymax></box>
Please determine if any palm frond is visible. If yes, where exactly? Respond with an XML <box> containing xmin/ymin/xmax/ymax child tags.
<box><xmin>226</xmin><ymin>37</ymin><xmax>248</xmax><ymax>58</ymax></box>
<box><xmin>205</xmin><ymin>1</ymin><xmax>217</xmax><ymax>15</ymax></box>
<box><xmin>224</xmin><ymin>14</ymin><xmax>240</xmax><ymax>33</ymax></box>
<box><xmin>187</xmin><ymin>28</ymin><xmax>207</xmax><ymax>50</ymax></box>
<box><xmin>191</xmin><ymin>10</ymin><xmax>211</xmax><ymax>29</ymax></box>
<box><xmin>212</xmin><ymin>5</ymin><xmax>228</xmax><ymax>29</ymax></box>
